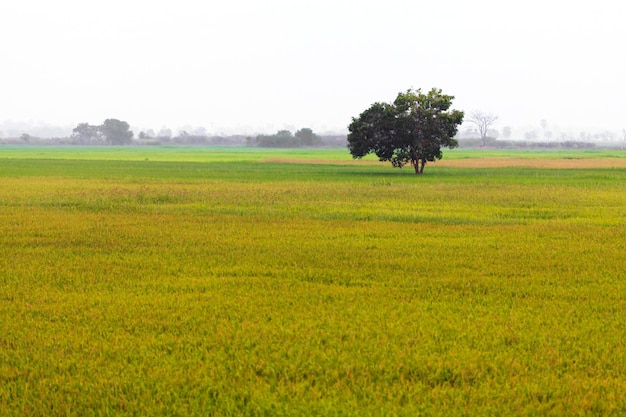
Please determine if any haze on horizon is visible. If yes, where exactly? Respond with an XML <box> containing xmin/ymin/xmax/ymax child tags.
<box><xmin>1</xmin><ymin>0</ymin><xmax>624</xmax><ymax>136</ymax></box>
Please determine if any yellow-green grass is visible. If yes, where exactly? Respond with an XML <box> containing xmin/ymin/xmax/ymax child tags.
<box><xmin>1</xmin><ymin>148</ymin><xmax>626</xmax><ymax>415</ymax></box>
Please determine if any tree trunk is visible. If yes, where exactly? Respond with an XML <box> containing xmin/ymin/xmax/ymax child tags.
<box><xmin>410</xmin><ymin>146</ymin><xmax>425</xmax><ymax>175</ymax></box>
<box><xmin>412</xmin><ymin>159</ymin><xmax>425</xmax><ymax>174</ymax></box>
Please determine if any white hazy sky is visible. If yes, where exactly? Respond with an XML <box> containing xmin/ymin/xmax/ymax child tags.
<box><xmin>1</xmin><ymin>0</ymin><xmax>624</xmax><ymax>134</ymax></box>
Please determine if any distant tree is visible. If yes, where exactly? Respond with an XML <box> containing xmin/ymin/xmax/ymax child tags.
<box><xmin>347</xmin><ymin>88</ymin><xmax>463</xmax><ymax>175</ymax></box>
<box><xmin>525</xmin><ymin>130</ymin><xmax>538</xmax><ymax>141</ymax></box>
<box><xmin>276</xmin><ymin>130</ymin><xmax>293</xmax><ymax>139</ymax></box>
<box><xmin>295</xmin><ymin>128</ymin><xmax>321</xmax><ymax>146</ymax></box>
<box><xmin>487</xmin><ymin>129</ymin><xmax>499</xmax><ymax>141</ymax></box>
<box><xmin>255</xmin><ymin>130</ymin><xmax>296</xmax><ymax>147</ymax></box>
<box><xmin>192</xmin><ymin>126</ymin><xmax>207</xmax><ymax>136</ymax></box>
<box><xmin>250</xmin><ymin>128</ymin><xmax>323</xmax><ymax>148</ymax></box>
<box><xmin>71</xmin><ymin>119</ymin><xmax>132</xmax><ymax>145</ymax></box>
<box><xmin>101</xmin><ymin>119</ymin><xmax>133</xmax><ymax>145</ymax></box>
<box><xmin>466</xmin><ymin>111</ymin><xmax>498</xmax><ymax>147</ymax></box>
<box><xmin>157</xmin><ymin>128</ymin><xmax>172</xmax><ymax>139</ymax></box>
<box><xmin>539</xmin><ymin>119</ymin><xmax>551</xmax><ymax>141</ymax></box>
<box><xmin>72</xmin><ymin>122</ymin><xmax>101</xmax><ymax>144</ymax></box>
<box><xmin>502</xmin><ymin>126</ymin><xmax>512</xmax><ymax>140</ymax></box>
<box><xmin>20</xmin><ymin>133</ymin><xmax>31</xmax><ymax>143</ymax></box>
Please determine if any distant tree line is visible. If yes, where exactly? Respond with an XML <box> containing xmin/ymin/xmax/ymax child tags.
<box><xmin>457</xmin><ymin>137</ymin><xmax>597</xmax><ymax>149</ymax></box>
<box><xmin>457</xmin><ymin>114</ymin><xmax>621</xmax><ymax>149</ymax></box>
<box><xmin>72</xmin><ymin>119</ymin><xmax>133</xmax><ymax>145</ymax></box>
<box><xmin>0</xmin><ymin>123</ymin><xmax>348</xmax><ymax>147</ymax></box>
<box><xmin>246</xmin><ymin>128</ymin><xmax>322</xmax><ymax>148</ymax></box>
<box><xmin>139</xmin><ymin>133</ymin><xmax>250</xmax><ymax>146</ymax></box>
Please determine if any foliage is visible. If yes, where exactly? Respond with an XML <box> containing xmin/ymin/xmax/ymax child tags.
<box><xmin>294</xmin><ymin>128</ymin><xmax>322</xmax><ymax>146</ymax></box>
<box><xmin>101</xmin><ymin>118</ymin><xmax>133</xmax><ymax>145</ymax></box>
<box><xmin>72</xmin><ymin>123</ymin><xmax>103</xmax><ymax>144</ymax></box>
<box><xmin>71</xmin><ymin>119</ymin><xmax>133</xmax><ymax>145</ymax></box>
<box><xmin>251</xmin><ymin>128</ymin><xmax>321</xmax><ymax>148</ymax></box>
<box><xmin>525</xmin><ymin>130</ymin><xmax>539</xmax><ymax>141</ymax></box>
<box><xmin>502</xmin><ymin>126</ymin><xmax>512</xmax><ymax>139</ymax></box>
<box><xmin>348</xmin><ymin>88</ymin><xmax>464</xmax><ymax>174</ymax></box>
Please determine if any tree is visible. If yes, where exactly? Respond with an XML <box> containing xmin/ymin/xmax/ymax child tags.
<box><xmin>71</xmin><ymin>119</ymin><xmax>133</xmax><ymax>145</ymax></box>
<box><xmin>525</xmin><ymin>130</ymin><xmax>538</xmax><ymax>141</ymax></box>
<box><xmin>544</xmin><ymin>131</ymin><xmax>553</xmax><ymax>141</ymax></box>
<box><xmin>467</xmin><ymin>111</ymin><xmax>498</xmax><ymax>147</ymax></box>
<box><xmin>255</xmin><ymin>130</ymin><xmax>297</xmax><ymax>147</ymax></box>
<box><xmin>295</xmin><ymin>128</ymin><xmax>321</xmax><ymax>146</ymax></box>
<box><xmin>276</xmin><ymin>130</ymin><xmax>293</xmax><ymax>139</ymax></box>
<box><xmin>502</xmin><ymin>126</ymin><xmax>512</xmax><ymax>140</ymax></box>
<box><xmin>347</xmin><ymin>88</ymin><xmax>463</xmax><ymax>174</ymax></box>
<box><xmin>540</xmin><ymin>119</ymin><xmax>551</xmax><ymax>142</ymax></box>
<box><xmin>254</xmin><ymin>129</ymin><xmax>322</xmax><ymax>148</ymax></box>
<box><xmin>157</xmin><ymin>128</ymin><xmax>172</xmax><ymax>139</ymax></box>
<box><xmin>101</xmin><ymin>119</ymin><xmax>133</xmax><ymax>145</ymax></box>
<box><xmin>72</xmin><ymin>122</ymin><xmax>101</xmax><ymax>144</ymax></box>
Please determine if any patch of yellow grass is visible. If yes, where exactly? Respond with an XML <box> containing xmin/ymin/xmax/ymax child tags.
<box><xmin>436</xmin><ymin>158</ymin><xmax>626</xmax><ymax>169</ymax></box>
<box><xmin>263</xmin><ymin>156</ymin><xmax>626</xmax><ymax>169</ymax></box>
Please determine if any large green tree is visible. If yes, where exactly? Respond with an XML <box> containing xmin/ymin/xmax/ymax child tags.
<box><xmin>348</xmin><ymin>88</ymin><xmax>464</xmax><ymax>174</ymax></box>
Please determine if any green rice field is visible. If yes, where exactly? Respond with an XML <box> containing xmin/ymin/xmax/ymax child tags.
<box><xmin>1</xmin><ymin>146</ymin><xmax>626</xmax><ymax>415</ymax></box>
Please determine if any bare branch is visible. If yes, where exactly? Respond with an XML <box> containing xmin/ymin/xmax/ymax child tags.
<box><xmin>466</xmin><ymin>110</ymin><xmax>498</xmax><ymax>147</ymax></box>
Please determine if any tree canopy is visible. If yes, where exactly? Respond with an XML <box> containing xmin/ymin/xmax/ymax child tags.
<box><xmin>249</xmin><ymin>128</ymin><xmax>321</xmax><ymax>148</ymax></box>
<box><xmin>348</xmin><ymin>88</ymin><xmax>464</xmax><ymax>174</ymax></box>
<box><xmin>72</xmin><ymin>123</ymin><xmax>102</xmax><ymax>144</ymax></box>
<box><xmin>101</xmin><ymin>119</ymin><xmax>133</xmax><ymax>145</ymax></box>
<box><xmin>71</xmin><ymin>119</ymin><xmax>133</xmax><ymax>145</ymax></box>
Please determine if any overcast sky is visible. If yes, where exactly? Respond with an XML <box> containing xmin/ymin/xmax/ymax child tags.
<box><xmin>1</xmin><ymin>0</ymin><xmax>624</xmax><ymax>134</ymax></box>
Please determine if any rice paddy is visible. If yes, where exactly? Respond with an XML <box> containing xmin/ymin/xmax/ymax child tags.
<box><xmin>1</xmin><ymin>147</ymin><xmax>626</xmax><ymax>415</ymax></box>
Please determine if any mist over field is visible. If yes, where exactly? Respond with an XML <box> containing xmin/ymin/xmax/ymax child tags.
<box><xmin>1</xmin><ymin>1</ymin><xmax>624</xmax><ymax>139</ymax></box>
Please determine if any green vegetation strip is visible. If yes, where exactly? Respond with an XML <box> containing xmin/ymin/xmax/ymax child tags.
<box><xmin>2</xmin><ymin>146</ymin><xmax>626</xmax><ymax>162</ymax></box>
<box><xmin>1</xmin><ymin>148</ymin><xmax>626</xmax><ymax>415</ymax></box>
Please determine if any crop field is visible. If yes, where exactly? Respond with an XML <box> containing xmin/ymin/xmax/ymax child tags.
<box><xmin>1</xmin><ymin>146</ymin><xmax>626</xmax><ymax>415</ymax></box>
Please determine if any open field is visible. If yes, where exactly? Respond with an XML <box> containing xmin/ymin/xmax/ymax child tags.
<box><xmin>1</xmin><ymin>147</ymin><xmax>626</xmax><ymax>415</ymax></box>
